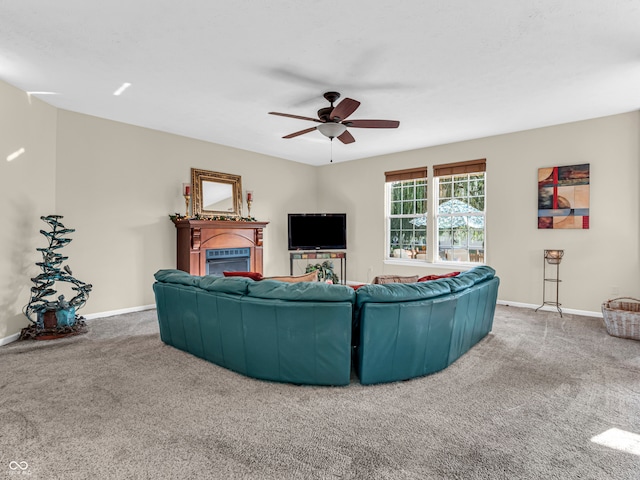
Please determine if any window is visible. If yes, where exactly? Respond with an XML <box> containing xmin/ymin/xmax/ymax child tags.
<box><xmin>385</xmin><ymin>160</ymin><xmax>486</xmax><ymax>264</ymax></box>
<box><xmin>385</xmin><ymin>168</ymin><xmax>427</xmax><ymax>260</ymax></box>
<box><xmin>434</xmin><ymin>159</ymin><xmax>486</xmax><ymax>264</ymax></box>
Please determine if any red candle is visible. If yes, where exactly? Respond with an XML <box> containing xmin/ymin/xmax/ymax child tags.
<box><xmin>247</xmin><ymin>191</ymin><xmax>253</xmax><ymax>201</ymax></box>
<box><xmin>184</xmin><ymin>184</ymin><xmax>191</xmax><ymax>196</ymax></box>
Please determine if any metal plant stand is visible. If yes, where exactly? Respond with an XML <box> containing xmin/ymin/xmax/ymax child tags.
<box><xmin>535</xmin><ymin>249</ymin><xmax>564</xmax><ymax>317</ymax></box>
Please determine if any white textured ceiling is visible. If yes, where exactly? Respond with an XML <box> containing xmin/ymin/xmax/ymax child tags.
<box><xmin>2</xmin><ymin>1</ymin><xmax>640</xmax><ymax>166</ymax></box>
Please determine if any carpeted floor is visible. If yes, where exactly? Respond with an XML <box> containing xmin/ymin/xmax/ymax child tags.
<box><xmin>1</xmin><ymin>305</ymin><xmax>639</xmax><ymax>479</ymax></box>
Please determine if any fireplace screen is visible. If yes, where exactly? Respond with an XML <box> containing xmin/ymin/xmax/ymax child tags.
<box><xmin>206</xmin><ymin>248</ymin><xmax>250</xmax><ymax>276</ymax></box>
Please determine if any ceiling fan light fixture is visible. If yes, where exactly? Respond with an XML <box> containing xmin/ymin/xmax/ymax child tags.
<box><xmin>269</xmin><ymin>92</ymin><xmax>399</xmax><ymax>145</ymax></box>
<box><xmin>317</xmin><ymin>122</ymin><xmax>346</xmax><ymax>139</ymax></box>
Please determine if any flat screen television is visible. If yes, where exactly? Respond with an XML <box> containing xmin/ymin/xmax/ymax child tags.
<box><xmin>288</xmin><ymin>213</ymin><xmax>347</xmax><ymax>250</ymax></box>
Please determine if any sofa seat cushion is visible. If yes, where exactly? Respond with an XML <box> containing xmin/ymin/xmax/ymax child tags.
<box><xmin>248</xmin><ymin>280</ymin><xmax>355</xmax><ymax>303</ymax></box>
<box><xmin>372</xmin><ymin>275</ymin><xmax>419</xmax><ymax>284</ymax></box>
<box><xmin>263</xmin><ymin>271</ymin><xmax>318</xmax><ymax>283</ymax></box>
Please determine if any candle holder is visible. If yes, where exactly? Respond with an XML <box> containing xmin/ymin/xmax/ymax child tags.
<box><xmin>246</xmin><ymin>190</ymin><xmax>253</xmax><ymax>218</ymax></box>
<box><xmin>182</xmin><ymin>183</ymin><xmax>191</xmax><ymax>217</ymax></box>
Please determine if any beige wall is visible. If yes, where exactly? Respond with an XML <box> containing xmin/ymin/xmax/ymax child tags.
<box><xmin>1</xmin><ymin>79</ymin><xmax>317</xmax><ymax>339</ymax></box>
<box><xmin>54</xmin><ymin>110</ymin><xmax>318</xmax><ymax>316</ymax></box>
<box><xmin>2</xmin><ymin>76</ymin><xmax>638</xmax><ymax>340</ymax></box>
<box><xmin>0</xmin><ymin>82</ymin><xmax>58</xmax><ymax>339</ymax></box>
<box><xmin>317</xmin><ymin>112</ymin><xmax>640</xmax><ymax>313</ymax></box>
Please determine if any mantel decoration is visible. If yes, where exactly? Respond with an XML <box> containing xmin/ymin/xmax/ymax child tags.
<box><xmin>169</xmin><ymin>213</ymin><xmax>257</xmax><ymax>222</ymax></box>
<box><xmin>21</xmin><ymin>215</ymin><xmax>93</xmax><ymax>340</ymax></box>
<box><xmin>246</xmin><ymin>190</ymin><xmax>253</xmax><ymax>218</ymax></box>
<box><xmin>182</xmin><ymin>182</ymin><xmax>191</xmax><ymax>217</ymax></box>
<box><xmin>191</xmin><ymin>168</ymin><xmax>242</xmax><ymax>218</ymax></box>
<box><xmin>171</xmin><ymin>169</ymin><xmax>257</xmax><ymax>222</ymax></box>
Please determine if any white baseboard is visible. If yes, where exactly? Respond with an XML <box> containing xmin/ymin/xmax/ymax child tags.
<box><xmin>0</xmin><ymin>304</ymin><xmax>157</xmax><ymax>347</ymax></box>
<box><xmin>82</xmin><ymin>304</ymin><xmax>156</xmax><ymax>320</ymax></box>
<box><xmin>497</xmin><ymin>299</ymin><xmax>602</xmax><ymax>318</ymax></box>
<box><xmin>0</xmin><ymin>332</ymin><xmax>20</xmax><ymax>347</ymax></box>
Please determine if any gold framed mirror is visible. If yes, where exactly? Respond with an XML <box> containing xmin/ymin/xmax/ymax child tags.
<box><xmin>191</xmin><ymin>168</ymin><xmax>243</xmax><ymax>218</ymax></box>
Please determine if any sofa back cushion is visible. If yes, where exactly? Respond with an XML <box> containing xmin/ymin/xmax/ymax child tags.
<box><xmin>154</xmin><ymin>269</ymin><xmax>201</xmax><ymax>287</ymax></box>
<box><xmin>457</xmin><ymin>265</ymin><xmax>495</xmax><ymax>284</ymax></box>
<box><xmin>154</xmin><ymin>269</ymin><xmax>254</xmax><ymax>296</ymax></box>
<box><xmin>439</xmin><ymin>275</ymin><xmax>475</xmax><ymax>293</ymax></box>
<box><xmin>248</xmin><ymin>280</ymin><xmax>355</xmax><ymax>303</ymax></box>
<box><xmin>355</xmin><ymin>281</ymin><xmax>452</xmax><ymax>308</ymax></box>
<box><xmin>198</xmin><ymin>275</ymin><xmax>253</xmax><ymax>295</ymax></box>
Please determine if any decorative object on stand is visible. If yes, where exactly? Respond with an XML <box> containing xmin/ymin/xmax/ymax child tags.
<box><xmin>290</xmin><ymin>251</ymin><xmax>347</xmax><ymax>284</ymax></box>
<box><xmin>601</xmin><ymin>297</ymin><xmax>640</xmax><ymax>341</ymax></box>
<box><xmin>183</xmin><ymin>182</ymin><xmax>191</xmax><ymax>217</ymax></box>
<box><xmin>246</xmin><ymin>190</ymin><xmax>253</xmax><ymax>218</ymax></box>
<box><xmin>538</xmin><ymin>164</ymin><xmax>590</xmax><ymax>229</ymax></box>
<box><xmin>535</xmin><ymin>249</ymin><xmax>564</xmax><ymax>317</ymax></box>
<box><xmin>305</xmin><ymin>261</ymin><xmax>339</xmax><ymax>284</ymax></box>
<box><xmin>21</xmin><ymin>215</ymin><xmax>92</xmax><ymax>340</ymax></box>
<box><xmin>544</xmin><ymin>249</ymin><xmax>564</xmax><ymax>264</ymax></box>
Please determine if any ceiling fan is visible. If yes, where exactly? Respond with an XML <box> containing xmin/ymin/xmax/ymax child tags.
<box><xmin>268</xmin><ymin>91</ymin><xmax>399</xmax><ymax>144</ymax></box>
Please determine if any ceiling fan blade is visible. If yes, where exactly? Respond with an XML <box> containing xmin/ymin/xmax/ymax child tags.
<box><xmin>337</xmin><ymin>130</ymin><xmax>355</xmax><ymax>144</ymax></box>
<box><xmin>283</xmin><ymin>126</ymin><xmax>317</xmax><ymax>139</ymax></box>
<box><xmin>345</xmin><ymin>119</ymin><xmax>400</xmax><ymax>128</ymax></box>
<box><xmin>269</xmin><ymin>112</ymin><xmax>322</xmax><ymax>123</ymax></box>
<box><xmin>330</xmin><ymin>98</ymin><xmax>360</xmax><ymax>121</ymax></box>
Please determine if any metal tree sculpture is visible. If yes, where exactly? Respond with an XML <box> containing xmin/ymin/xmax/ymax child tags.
<box><xmin>23</xmin><ymin>215</ymin><xmax>92</xmax><ymax>326</ymax></box>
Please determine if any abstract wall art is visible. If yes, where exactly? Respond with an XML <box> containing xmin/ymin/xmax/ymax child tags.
<box><xmin>538</xmin><ymin>164</ymin><xmax>590</xmax><ymax>229</ymax></box>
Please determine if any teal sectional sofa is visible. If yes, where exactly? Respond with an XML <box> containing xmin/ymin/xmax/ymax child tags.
<box><xmin>153</xmin><ymin>270</ymin><xmax>355</xmax><ymax>386</ymax></box>
<box><xmin>353</xmin><ymin>266</ymin><xmax>499</xmax><ymax>384</ymax></box>
<box><xmin>153</xmin><ymin>266</ymin><xmax>499</xmax><ymax>386</ymax></box>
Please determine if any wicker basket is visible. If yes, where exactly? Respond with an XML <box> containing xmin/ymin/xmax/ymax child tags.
<box><xmin>601</xmin><ymin>297</ymin><xmax>640</xmax><ymax>340</ymax></box>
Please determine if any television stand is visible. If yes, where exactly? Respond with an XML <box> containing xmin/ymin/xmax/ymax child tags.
<box><xmin>289</xmin><ymin>251</ymin><xmax>347</xmax><ymax>285</ymax></box>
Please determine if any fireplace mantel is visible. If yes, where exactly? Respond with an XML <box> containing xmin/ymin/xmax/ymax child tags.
<box><xmin>172</xmin><ymin>219</ymin><xmax>268</xmax><ymax>276</ymax></box>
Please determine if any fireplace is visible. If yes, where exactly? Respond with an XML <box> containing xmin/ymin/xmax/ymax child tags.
<box><xmin>206</xmin><ymin>248</ymin><xmax>250</xmax><ymax>276</ymax></box>
<box><xmin>172</xmin><ymin>219</ymin><xmax>268</xmax><ymax>276</ymax></box>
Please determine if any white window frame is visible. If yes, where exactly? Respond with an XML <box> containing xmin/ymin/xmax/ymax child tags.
<box><xmin>385</xmin><ymin>177</ymin><xmax>428</xmax><ymax>262</ymax></box>
<box><xmin>434</xmin><ymin>171</ymin><xmax>486</xmax><ymax>265</ymax></box>
<box><xmin>384</xmin><ymin>161</ymin><xmax>487</xmax><ymax>267</ymax></box>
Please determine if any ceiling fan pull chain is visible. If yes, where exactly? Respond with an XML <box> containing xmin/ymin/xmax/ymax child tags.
<box><xmin>330</xmin><ymin>138</ymin><xmax>333</xmax><ymax>163</ymax></box>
